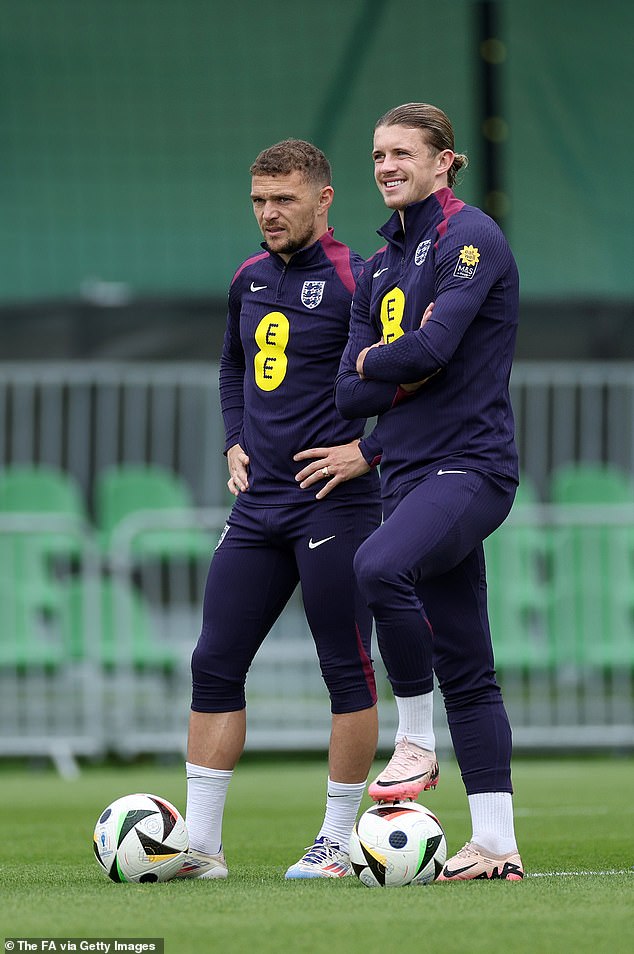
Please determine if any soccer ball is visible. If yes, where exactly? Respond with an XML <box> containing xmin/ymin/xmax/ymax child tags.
<box><xmin>93</xmin><ymin>792</ymin><xmax>189</xmax><ymax>883</ymax></box>
<box><xmin>349</xmin><ymin>801</ymin><xmax>447</xmax><ymax>887</ymax></box>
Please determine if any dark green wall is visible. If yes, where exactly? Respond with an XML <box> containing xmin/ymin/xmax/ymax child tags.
<box><xmin>506</xmin><ymin>2</ymin><xmax>634</xmax><ymax>297</ymax></box>
<box><xmin>1</xmin><ymin>0</ymin><xmax>632</xmax><ymax>302</ymax></box>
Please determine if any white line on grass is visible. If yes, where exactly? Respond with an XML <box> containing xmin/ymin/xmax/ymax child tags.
<box><xmin>526</xmin><ymin>868</ymin><xmax>633</xmax><ymax>878</ymax></box>
<box><xmin>514</xmin><ymin>806</ymin><xmax>634</xmax><ymax>817</ymax></box>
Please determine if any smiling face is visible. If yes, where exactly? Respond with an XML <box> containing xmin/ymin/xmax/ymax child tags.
<box><xmin>372</xmin><ymin>125</ymin><xmax>454</xmax><ymax>212</ymax></box>
<box><xmin>250</xmin><ymin>170</ymin><xmax>334</xmax><ymax>261</ymax></box>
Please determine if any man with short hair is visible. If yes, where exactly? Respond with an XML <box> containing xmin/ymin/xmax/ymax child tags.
<box><xmin>180</xmin><ymin>139</ymin><xmax>382</xmax><ymax>880</ymax></box>
<box><xmin>336</xmin><ymin>103</ymin><xmax>524</xmax><ymax>881</ymax></box>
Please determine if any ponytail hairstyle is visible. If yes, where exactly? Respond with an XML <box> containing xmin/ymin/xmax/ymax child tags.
<box><xmin>375</xmin><ymin>103</ymin><xmax>468</xmax><ymax>187</ymax></box>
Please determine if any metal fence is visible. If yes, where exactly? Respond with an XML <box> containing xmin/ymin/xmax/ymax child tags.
<box><xmin>1</xmin><ymin>361</ymin><xmax>633</xmax><ymax>771</ymax></box>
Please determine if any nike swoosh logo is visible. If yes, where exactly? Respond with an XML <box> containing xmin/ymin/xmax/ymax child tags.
<box><xmin>250</xmin><ymin>282</ymin><xmax>267</xmax><ymax>292</ymax></box>
<box><xmin>374</xmin><ymin>772</ymin><xmax>429</xmax><ymax>786</ymax></box>
<box><xmin>373</xmin><ymin>267</ymin><xmax>389</xmax><ymax>278</ymax></box>
<box><xmin>308</xmin><ymin>535</ymin><xmax>336</xmax><ymax>549</ymax></box>
<box><xmin>437</xmin><ymin>469</ymin><xmax>467</xmax><ymax>475</ymax></box>
<box><xmin>442</xmin><ymin>863</ymin><xmax>477</xmax><ymax>877</ymax></box>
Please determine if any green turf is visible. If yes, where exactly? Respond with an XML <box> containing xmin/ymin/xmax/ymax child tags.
<box><xmin>1</xmin><ymin>755</ymin><xmax>633</xmax><ymax>954</ymax></box>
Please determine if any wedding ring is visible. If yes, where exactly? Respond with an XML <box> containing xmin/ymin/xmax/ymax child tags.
<box><xmin>322</xmin><ymin>466</ymin><xmax>330</xmax><ymax>477</ymax></box>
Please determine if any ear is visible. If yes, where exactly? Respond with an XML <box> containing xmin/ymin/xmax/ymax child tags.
<box><xmin>318</xmin><ymin>185</ymin><xmax>335</xmax><ymax>215</ymax></box>
<box><xmin>437</xmin><ymin>150</ymin><xmax>455</xmax><ymax>175</ymax></box>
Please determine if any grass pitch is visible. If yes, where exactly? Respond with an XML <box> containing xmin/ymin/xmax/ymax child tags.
<box><xmin>1</xmin><ymin>754</ymin><xmax>633</xmax><ymax>954</ymax></box>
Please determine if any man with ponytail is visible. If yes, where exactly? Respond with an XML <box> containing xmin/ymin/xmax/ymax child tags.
<box><xmin>336</xmin><ymin>103</ymin><xmax>524</xmax><ymax>881</ymax></box>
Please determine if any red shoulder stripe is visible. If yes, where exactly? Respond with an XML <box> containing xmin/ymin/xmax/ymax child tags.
<box><xmin>434</xmin><ymin>187</ymin><xmax>465</xmax><ymax>245</ymax></box>
<box><xmin>231</xmin><ymin>250</ymin><xmax>270</xmax><ymax>285</ymax></box>
<box><xmin>320</xmin><ymin>231</ymin><xmax>356</xmax><ymax>295</ymax></box>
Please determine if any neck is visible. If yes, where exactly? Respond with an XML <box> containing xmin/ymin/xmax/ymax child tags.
<box><xmin>397</xmin><ymin>182</ymin><xmax>450</xmax><ymax>227</ymax></box>
<box><xmin>278</xmin><ymin>223</ymin><xmax>329</xmax><ymax>263</ymax></box>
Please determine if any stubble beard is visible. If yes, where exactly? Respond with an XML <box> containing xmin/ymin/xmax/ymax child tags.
<box><xmin>265</xmin><ymin>226</ymin><xmax>315</xmax><ymax>257</ymax></box>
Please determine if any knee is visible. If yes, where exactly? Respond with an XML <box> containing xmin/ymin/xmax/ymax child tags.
<box><xmin>354</xmin><ymin>545</ymin><xmax>405</xmax><ymax>605</ymax></box>
<box><xmin>190</xmin><ymin>638</ymin><xmax>246</xmax><ymax>712</ymax></box>
<box><xmin>436</xmin><ymin>670</ymin><xmax>501</xmax><ymax>712</ymax></box>
<box><xmin>354</xmin><ymin>544</ymin><xmax>389</xmax><ymax>598</ymax></box>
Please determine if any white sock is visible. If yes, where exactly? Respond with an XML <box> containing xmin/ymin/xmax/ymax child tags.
<box><xmin>185</xmin><ymin>761</ymin><xmax>233</xmax><ymax>855</ymax></box>
<box><xmin>394</xmin><ymin>692</ymin><xmax>435</xmax><ymax>751</ymax></box>
<box><xmin>317</xmin><ymin>778</ymin><xmax>367</xmax><ymax>848</ymax></box>
<box><xmin>468</xmin><ymin>792</ymin><xmax>518</xmax><ymax>855</ymax></box>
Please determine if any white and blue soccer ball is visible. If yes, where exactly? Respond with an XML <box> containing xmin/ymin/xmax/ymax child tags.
<box><xmin>93</xmin><ymin>792</ymin><xmax>189</xmax><ymax>883</ymax></box>
<box><xmin>349</xmin><ymin>801</ymin><xmax>447</xmax><ymax>887</ymax></box>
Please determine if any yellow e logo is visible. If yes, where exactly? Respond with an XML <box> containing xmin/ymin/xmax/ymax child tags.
<box><xmin>254</xmin><ymin>312</ymin><xmax>290</xmax><ymax>391</ymax></box>
<box><xmin>380</xmin><ymin>287</ymin><xmax>405</xmax><ymax>343</ymax></box>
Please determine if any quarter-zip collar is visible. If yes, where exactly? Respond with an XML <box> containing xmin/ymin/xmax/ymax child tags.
<box><xmin>260</xmin><ymin>227</ymin><xmax>336</xmax><ymax>271</ymax></box>
<box><xmin>377</xmin><ymin>187</ymin><xmax>458</xmax><ymax>254</ymax></box>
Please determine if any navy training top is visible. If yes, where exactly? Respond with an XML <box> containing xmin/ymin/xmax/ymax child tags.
<box><xmin>336</xmin><ymin>188</ymin><xmax>519</xmax><ymax>500</ymax></box>
<box><xmin>220</xmin><ymin>228</ymin><xmax>381</xmax><ymax>504</ymax></box>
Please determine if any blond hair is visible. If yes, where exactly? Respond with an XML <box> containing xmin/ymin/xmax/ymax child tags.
<box><xmin>375</xmin><ymin>103</ymin><xmax>468</xmax><ymax>188</ymax></box>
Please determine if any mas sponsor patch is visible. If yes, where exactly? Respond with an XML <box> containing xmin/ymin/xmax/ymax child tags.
<box><xmin>453</xmin><ymin>244</ymin><xmax>480</xmax><ymax>279</ymax></box>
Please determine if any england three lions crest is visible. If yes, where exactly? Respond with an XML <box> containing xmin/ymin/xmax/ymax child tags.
<box><xmin>415</xmin><ymin>239</ymin><xmax>431</xmax><ymax>265</ymax></box>
<box><xmin>301</xmin><ymin>281</ymin><xmax>326</xmax><ymax>309</ymax></box>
